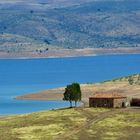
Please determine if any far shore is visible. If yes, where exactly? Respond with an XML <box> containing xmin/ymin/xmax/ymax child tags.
<box><xmin>0</xmin><ymin>47</ymin><xmax>140</xmax><ymax>59</ymax></box>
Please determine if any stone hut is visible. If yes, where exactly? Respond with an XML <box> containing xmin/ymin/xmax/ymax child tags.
<box><xmin>89</xmin><ymin>92</ymin><xmax>127</xmax><ymax>108</ymax></box>
<box><xmin>131</xmin><ymin>98</ymin><xmax>140</xmax><ymax>106</ymax></box>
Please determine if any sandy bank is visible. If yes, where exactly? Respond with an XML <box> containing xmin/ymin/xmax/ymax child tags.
<box><xmin>16</xmin><ymin>82</ymin><xmax>140</xmax><ymax>106</ymax></box>
<box><xmin>0</xmin><ymin>47</ymin><xmax>140</xmax><ymax>59</ymax></box>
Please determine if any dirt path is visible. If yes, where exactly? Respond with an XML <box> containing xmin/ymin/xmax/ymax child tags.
<box><xmin>56</xmin><ymin>108</ymin><xmax>126</xmax><ymax>140</ymax></box>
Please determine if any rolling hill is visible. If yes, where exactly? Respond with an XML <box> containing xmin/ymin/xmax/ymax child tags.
<box><xmin>0</xmin><ymin>0</ymin><xmax>140</xmax><ymax>52</ymax></box>
<box><xmin>1</xmin><ymin>108</ymin><xmax>140</xmax><ymax>140</ymax></box>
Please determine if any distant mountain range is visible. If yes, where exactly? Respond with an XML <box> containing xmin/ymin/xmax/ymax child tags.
<box><xmin>0</xmin><ymin>0</ymin><xmax>140</xmax><ymax>52</ymax></box>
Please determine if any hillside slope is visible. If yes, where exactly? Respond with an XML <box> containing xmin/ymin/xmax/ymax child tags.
<box><xmin>0</xmin><ymin>108</ymin><xmax>140</xmax><ymax>140</ymax></box>
<box><xmin>0</xmin><ymin>0</ymin><xmax>140</xmax><ymax>52</ymax></box>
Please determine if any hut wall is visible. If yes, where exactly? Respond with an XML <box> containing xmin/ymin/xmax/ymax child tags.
<box><xmin>113</xmin><ymin>98</ymin><xmax>126</xmax><ymax>108</ymax></box>
<box><xmin>89</xmin><ymin>98</ymin><xmax>114</xmax><ymax>108</ymax></box>
<box><xmin>131</xmin><ymin>98</ymin><xmax>140</xmax><ymax>106</ymax></box>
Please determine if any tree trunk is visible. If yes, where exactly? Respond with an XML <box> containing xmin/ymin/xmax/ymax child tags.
<box><xmin>70</xmin><ymin>101</ymin><xmax>72</xmax><ymax>108</ymax></box>
<box><xmin>75</xmin><ymin>101</ymin><xmax>77</xmax><ymax>107</ymax></box>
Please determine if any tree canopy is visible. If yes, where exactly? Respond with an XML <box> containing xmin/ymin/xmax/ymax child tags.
<box><xmin>128</xmin><ymin>77</ymin><xmax>134</xmax><ymax>85</ymax></box>
<box><xmin>63</xmin><ymin>83</ymin><xmax>81</xmax><ymax>107</ymax></box>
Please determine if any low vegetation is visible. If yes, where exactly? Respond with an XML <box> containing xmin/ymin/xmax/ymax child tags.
<box><xmin>0</xmin><ymin>34</ymin><xmax>54</xmax><ymax>53</ymax></box>
<box><xmin>0</xmin><ymin>0</ymin><xmax>140</xmax><ymax>52</ymax></box>
<box><xmin>105</xmin><ymin>74</ymin><xmax>140</xmax><ymax>85</ymax></box>
<box><xmin>0</xmin><ymin>108</ymin><xmax>140</xmax><ymax>140</ymax></box>
<box><xmin>0</xmin><ymin>108</ymin><xmax>108</xmax><ymax>140</ymax></box>
<box><xmin>86</xmin><ymin>109</ymin><xmax>140</xmax><ymax>140</ymax></box>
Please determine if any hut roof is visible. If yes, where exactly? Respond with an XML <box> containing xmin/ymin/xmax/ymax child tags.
<box><xmin>90</xmin><ymin>92</ymin><xmax>126</xmax><ymax>99</ymax></box>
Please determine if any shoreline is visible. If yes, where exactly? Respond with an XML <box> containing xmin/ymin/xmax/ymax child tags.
<box><xmin>16</xmin><ymin>80</ymin><xmax>140</xmax><ymax>106</ymax></box>
<box><xmin>0</xmin><ymin>102</ymin><xmax>84</xmax><ymax>117</ymax></box>
<box><xmin>0</xmin><ymin>47</ymin><xmax>140</xmax><ymax>59</ymax></box>
<box><xmin>15</xmin><ymin>85</ymin><xmax>93</xmax><ymax>107</ymax></box>
<box><xmin>3</xmin><ymin>80</ymin><xmax>140</xmax><ymax>116</ymax></box>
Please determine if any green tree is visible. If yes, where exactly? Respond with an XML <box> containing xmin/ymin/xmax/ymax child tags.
<box><xmin>128</xmin><ymin>77</ymin><xmax>134</xmax><ymax>85</ymax></box>
<box><xmin>63</xmin><ymin>84</ymin><xmax>73</xmax><ymax>108</ymax></box>
<box><xmin>137</xmin><ymin>75</ymin><xmax>140</xmax><ymax>85</ymax></box>
<box><xmin>63</xmin><ymin>83</ymin><xmax>81</xmax><ymax>107</ymax></box>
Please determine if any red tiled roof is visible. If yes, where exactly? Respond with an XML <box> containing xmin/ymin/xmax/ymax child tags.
<box><xmin>90</xmin><ymin>93</ymin><xmax>126</xmax><ymax>99</ymax></box>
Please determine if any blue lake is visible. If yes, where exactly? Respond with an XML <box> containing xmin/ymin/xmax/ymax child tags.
<box><xmin>0</xmin><ymin>54</ymin><xmax>140</xmax><ymax>115</ymax></box>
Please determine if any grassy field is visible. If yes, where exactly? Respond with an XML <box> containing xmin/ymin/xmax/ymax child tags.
<box><xmin>0</xmin><ymin>108</ymin><xmax>140</xmax><ymax>140</ymax></box>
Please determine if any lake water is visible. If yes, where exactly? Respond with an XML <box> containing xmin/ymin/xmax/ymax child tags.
<box><xmin>0</xmin><ymin>54</ymin><xmax>140</xmax><ymax>115</ymax></box>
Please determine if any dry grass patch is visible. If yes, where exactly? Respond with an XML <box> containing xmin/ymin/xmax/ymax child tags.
<box><xmin>0</xmin><ymin>108</ymin><xmax>109</xmax><ymax>140</ymax></box>
<box><xmin>86</xmin><ymin>109</ymin><xmax>140</xmax><ymax>140</ymax></box>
